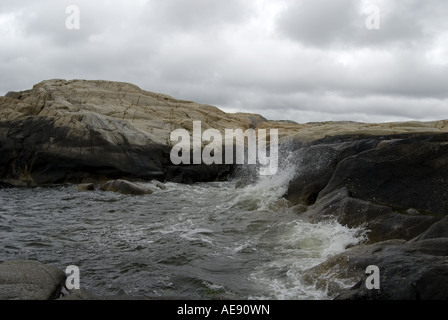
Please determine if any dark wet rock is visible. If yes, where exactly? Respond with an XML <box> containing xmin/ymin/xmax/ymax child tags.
<box><xmin>303</xmin><ymin>238</ymin><xmax>448</xmax><ymax>300</ymax></box>
<box><xmin>285</xmin><ymin>133</ymin><xmax>448</xmax><ymax>214</ymax></box>
<box><xmin>100</xmin><ymin>179</ymin><xmax>155</xmax><ymax>195</ymax></box>
<box><xmin>412</xmin><ymin>216</ymin><xmax>448</xmax><ymax>241</ymax></box>
<box><xmin>306</xmin><ymin>188</ymin><xmax>441</xmax><ymax>244</ymax></box>
<box><xmin>0</xmin><ymin>260</ymin><xmax>66</xmax><ymax>300</ymax></box>
<box><xmin>0</xmin><ymin>181</ymin><xmax>14</xmax><ymax>188</ymax></box>
<box><xmin>0</xmin><ymin>116</ymin><xmax>168</xmax><ymax>186</ymax></box>
<box><xmin>165</xmin><ymin>164</ymin><xmax>233</xmax><ymax>184</ymax></box>
<box><xmin>284</xmin><ymin>138</ymin><xmax>381</xmax><ymax>205</ymax></box>
<box><xmin>286</xmin><ymin>133</ymin><xmax>448</xmax><ymax>300</ymax></box>
<box><xmin>318</xmin><ymin>134</ymin><xmax>448</xmax><ymax>217</ymax></box>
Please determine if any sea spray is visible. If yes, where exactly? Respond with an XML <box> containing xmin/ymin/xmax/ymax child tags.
<box><xmin>227</xmin><ymin>138</ymin><xmax>368</xmax><ymax>299</ymax></box>
<box><xmin>229</xmin><ymin>137</ymin><xmax>298</xmax><ymax>210</ymax></box>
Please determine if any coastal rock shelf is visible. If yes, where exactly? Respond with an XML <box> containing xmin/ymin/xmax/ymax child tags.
<box><xmin>1</xmin><ymin>79</ymin><xmax>448</xmax><ymax>300</ymax></box>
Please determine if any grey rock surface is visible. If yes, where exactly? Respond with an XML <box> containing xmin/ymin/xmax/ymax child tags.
<box><xmin>0</xmin><ymin>260</ymin><xmax>66</xmax><ymax>300</ymax></box>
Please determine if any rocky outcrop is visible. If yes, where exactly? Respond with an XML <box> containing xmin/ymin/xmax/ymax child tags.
<box><xmin>283</xmin><ymin>132</ymin><xmax>448</xmax><ymax>299</ymax></box>
<box><xmin>284</xmin><ymin>133</ymin><xmax>448</xmax><ymax>239</ymax></box>
<box><xmin>0</xmin><ymin>79</ymin><xmax>267</xmax><ymax>186</ymax></box>
<box><xmin>303</xmin><ymin>235</ymin><xmax>448</xmax><ymax>300</ymax></box>
<box><xmin>2</xmin><ymin>79</ymin><xmax>448</xmax><ymax>186</ymax></box>
<box><xmin>318</xmin><ymin>134</ymin><xmax>448</xmax><ymax>216</ymax></box>
<box><xmin>284</xmin><ymin>136</ymin><xmax>381</xmax><ymax>205</ymax></box>
<box><xmin>304</xmin><ymin>188</ymin><xmax>440</xmax><ymax>244</ymax></box>
<box><xmin>0</xmin><ymin>260</ymin><xmax>66</xmax><ymax>300</ymax></box>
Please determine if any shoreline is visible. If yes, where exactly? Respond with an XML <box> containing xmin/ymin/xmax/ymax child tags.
<box><xmin>1</xmin><ymin>80</ymin><xmax>447</xmax><ymax>300</ymax></box>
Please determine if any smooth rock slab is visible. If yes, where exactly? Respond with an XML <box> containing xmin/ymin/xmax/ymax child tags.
<box><xmin>0</xmin><ymin>260</ymin><xmax>66</xmax><ymax>300</ymax></box>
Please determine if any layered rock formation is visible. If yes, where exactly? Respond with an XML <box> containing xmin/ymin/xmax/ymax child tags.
<box><xmin>0</xmin><ymin>79</ymin><xmax>266</xmax><ymax>186</ymax></box>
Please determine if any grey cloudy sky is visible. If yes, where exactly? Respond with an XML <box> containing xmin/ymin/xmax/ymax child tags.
<box><xmin>1</xmin><ymin>0</ymin><xmax>448</xmax><ymax>123</ymax></box>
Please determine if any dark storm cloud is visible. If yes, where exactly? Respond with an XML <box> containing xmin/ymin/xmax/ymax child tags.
<box><xmin>277</xmin><ymin>0</ymin><xmax>447</xmax><ymax>49</ymax></box>
<box><xmin>1</xmin><ymin>0</ymin><xmax>448</xmax><ymax>123</ymax></box>
<box><xmin>145</xmin><ymin>0</ymin><xmax>250</xmax><ymax>32</ymax></box>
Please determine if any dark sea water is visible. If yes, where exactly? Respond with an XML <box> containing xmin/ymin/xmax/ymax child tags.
<box><xmin>0</xmin><ymin>166</ymin><xmax>366</xmax><ymax>300</ymax></box>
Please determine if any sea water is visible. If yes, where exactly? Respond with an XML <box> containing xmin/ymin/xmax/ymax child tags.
<box><xmin>0</xmin><ymin>159</ymin><xmax>366</xmax><ymax>299</ymax></box>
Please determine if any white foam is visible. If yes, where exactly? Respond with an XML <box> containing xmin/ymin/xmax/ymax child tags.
<box><xmin>231</xmin><ymin>147</ymin><xmax>297</xmax><ymax>211</ymax></box>
<box><xmin>248</xmin><ymin>219</ymin><xmax>367</xmax><ymax>300</ymax></box>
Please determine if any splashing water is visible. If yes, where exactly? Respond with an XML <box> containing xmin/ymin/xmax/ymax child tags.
<box><xmin>229</xmin><ymin>140</ymin><xmax>298</xmax><ymax>211</ymax></box>
<box><xmin>0</xmin><ymin>141</ymin><xmax>366</xmax><ymax>299</ymax></box>
<box><xmin>248</xmin><ymin>219</ymin><xmax>367</xmax><ymax>300</ymax></box>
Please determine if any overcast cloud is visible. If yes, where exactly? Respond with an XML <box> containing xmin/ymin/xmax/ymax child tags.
<box><xmin>1</xmin><ymin>0</ymin><xmax>447</xmax><ymax>123</ymax></box>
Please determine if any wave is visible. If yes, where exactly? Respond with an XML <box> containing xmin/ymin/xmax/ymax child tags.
<box><xmin>249</xmin><ymin>219</ymin><xmax>367</xmax><ymax>300</ymax></box>
<box><xmin>229</xmin><ymin>140</ymin><xmax>297</xmax><ymax>211</ymax></box>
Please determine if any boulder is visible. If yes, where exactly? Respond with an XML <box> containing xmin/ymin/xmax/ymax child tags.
<box><xmin>100</xmin><ymin>179</ymin><xmax>155</xmax><ymax>195</ymax></box>
<box><xmin>0</xmin><ymin>260</ymin><xmax>66</xmax><ymax>300</ymax></box>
